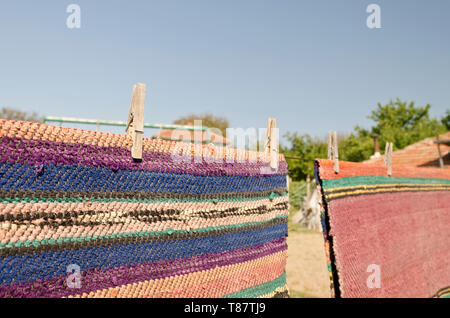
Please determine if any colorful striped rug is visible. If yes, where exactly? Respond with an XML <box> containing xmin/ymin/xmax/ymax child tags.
<box><xmin>315</xmin><ymin>159</ymin><xmax>450</xmax><ymax>298</ymax></box>
<box><xmin>0</xmin><ymin>119</ymin><xmax>289</xmax><ymax>298</ymax></box>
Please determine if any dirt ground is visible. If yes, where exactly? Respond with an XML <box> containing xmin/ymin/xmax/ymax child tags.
<box><xmin>286</xmin><ymin>222</ymin><xmax>331</xmax><ymax>298</ymax></box>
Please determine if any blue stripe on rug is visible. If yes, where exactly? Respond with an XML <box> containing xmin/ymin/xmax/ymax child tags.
<box><xmin>0</xmin><ymin>223</ymin><xmax>288</xmax><ymax>286</ymax></box>
<box><xmin>0</xmin><ymin>162</ymin><xmax>286</xmax><ymax>194</ymax></box>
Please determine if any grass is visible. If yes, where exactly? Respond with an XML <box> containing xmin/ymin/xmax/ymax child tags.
<box><xmin>289</xmin><ymin>289</ymin><xmax>319</xmax><ymax>298</ymax></box>
<box><xmin>287</xmin><ymin>209</ymin><xmax>317</xmax><ymax>234</ymax></box>
<box><xmin>288</xmin><ymin>221</ymin><xmax>317</xmax><ymax>234</ymax></box>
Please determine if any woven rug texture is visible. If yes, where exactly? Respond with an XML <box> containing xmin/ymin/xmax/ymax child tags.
<box><xmin>315</xmin><ymin>159</ymin><xmax>450</xmax><ymax>298</ymax></box>
<box><xmin>0</xmin><ymin>119</ymin><xmax>289</xmax><ymax>298</ymax></box>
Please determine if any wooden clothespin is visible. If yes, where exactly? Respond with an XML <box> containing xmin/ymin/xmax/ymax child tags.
<box><xmin>328</xmin><ymin>131</ymin><xmax>339</xmax><ymax>174</ymax></box>
<box><xmin>126</xmin><ymin>83</ymin><xmax>146</xmax><ymax>160</ymax></box>
<box><xmin>265</xmin><ymin>118</ymin><xmax>278</xmax><ymax>170</ymax></box>
<box><xmin>384</xmin><ymin>142</ymin><xmax>393</xmax><ymax>176</ymax></box>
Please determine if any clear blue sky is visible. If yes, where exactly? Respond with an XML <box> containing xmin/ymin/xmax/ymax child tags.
<box><xmin>0</xmin><ymin>0</ymin><xmax>449</xmax><ymax>141</ymax></box>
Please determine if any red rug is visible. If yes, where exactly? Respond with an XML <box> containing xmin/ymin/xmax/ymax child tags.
<box><xmin>315</xmin><ymin>159</ymin><xmax>450</xmax><ymax>298</ymax></box>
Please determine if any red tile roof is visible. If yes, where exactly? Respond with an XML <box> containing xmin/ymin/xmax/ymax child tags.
<box><xmin>363</xmin><ymin>131</ymin><xmax>450</xmax><ymax>169</ymax></box>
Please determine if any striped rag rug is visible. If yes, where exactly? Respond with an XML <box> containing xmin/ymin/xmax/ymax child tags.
<box><xmin>0</xmin><ymin>119</ymin><xmax>289</xmax><ymax>298</ymax></box>
<box><xmin>315</xmin><ymin>159</ymin><xmax>450</xmax><ymax>298</ymax></box>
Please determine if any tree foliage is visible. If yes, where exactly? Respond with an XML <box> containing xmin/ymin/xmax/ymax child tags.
<box><xmin>281</xmin><ymin>133</ymin><xmax>327</xmax><ymax>180</ymax></box>
<box><xmin>365</xmin><ymin>99</ymin><xmax>446</xmax><ymax>150</ymax></box>
<box><xmin>0</xmin><ymin>107</ymin><xmax>42</xmax><ymax>123</ymax></box>
<box><xmin>173</xmin><ymin>113</ymin><xmax>229</xmax><ymax>136</ymax></box>
<box><xmin>339</xmin><ymin>129</ymin><xmax>374</xmax><ymax>162</ymax></box>
<box><xmin>442</xmin><ymin>109</ymin><xmax>450</xmax><ymax>130</ymax></box>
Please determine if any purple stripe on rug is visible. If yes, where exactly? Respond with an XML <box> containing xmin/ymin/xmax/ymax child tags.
<box><xmin>0</xmin><ymin>238</ymin><xmax>287</xmax><ymax>298</ymax></box>
<box><xmin>0</xmin><ymin>137</ymin><xmax>288</xmax><ymax>176</ymax></box>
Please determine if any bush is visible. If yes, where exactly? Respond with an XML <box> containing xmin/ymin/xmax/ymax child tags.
<box><xmin>289</xmin><ymin>181</ymin><xmax>307</xmax><ymax>211</ymax></box>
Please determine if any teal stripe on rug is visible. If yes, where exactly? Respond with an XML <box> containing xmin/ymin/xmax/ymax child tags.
<box><xmin>321</xmin><ymin>175</ymin><xmax>450</xmax><ymax>189</ymax></box>
<box><xmin>222</xmin><ymin>272</ymin><xmax>287</xmax><ymax>298</ymax></box>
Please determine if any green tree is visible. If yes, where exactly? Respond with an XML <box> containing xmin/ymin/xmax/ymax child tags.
<box><xmin>339</xmin><ymin>129</ymin><xmax>374</xmax><ymax>162</ymax></box>
<box><xmin>338</xmin><ymin>99</ymin><xmax>447</xmax><ymax>163</ymax></box>
<box><xmin>366</xmin><ymin>99</ymin><xmax>446</xmax><ymax>150</ymax></box>
<box><xmin>281</xmin><ymin>133</ymin><xmax>327</xmax><ymax>180</ymax></box>
<box><xmin>442</xmin><ymin>109</ymin><xmax>450</xmax><ymax>130</ymax></box>
<box><xmin>0</xmin><ymin>107</ymin><xmax>42</xmax><ymax>122</ymax></box>
<box><xmin>173</xmin><ymin>113</ymin><xmax>229</xmax><ymax>136</ymax></box>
